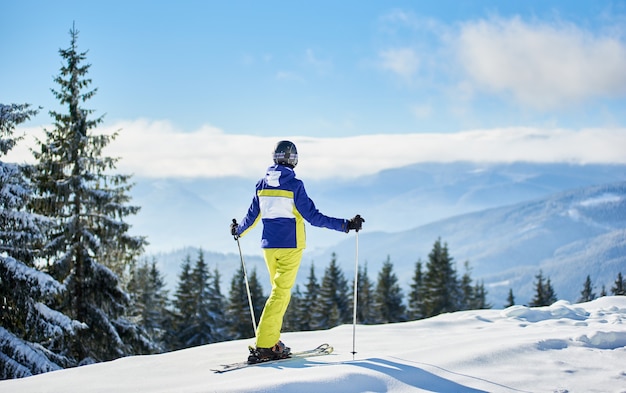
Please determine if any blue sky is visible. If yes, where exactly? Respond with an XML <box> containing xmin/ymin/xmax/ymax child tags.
<box><xmin>3</xmin><ymin>1</ymin><xmax>626</xmax><ymax>178</ymax></box>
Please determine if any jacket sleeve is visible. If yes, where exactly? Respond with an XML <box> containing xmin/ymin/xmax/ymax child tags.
<box><xmin>294</xmin><ymin>180</ymin><xmax>348</xmax><ymax>232</ymax></box>
<box><xmin>237</xmin><ymin>183</ymin><xmax>262</xmax><ymax>237</ymax></box>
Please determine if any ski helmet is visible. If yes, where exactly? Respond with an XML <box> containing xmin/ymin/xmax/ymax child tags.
<box><xmin>273</xmin><ymin>140</ymin><xmax>298</xmax><ymax>168</ymax></box>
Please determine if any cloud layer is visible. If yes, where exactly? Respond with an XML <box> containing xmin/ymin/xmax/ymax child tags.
<box><xmin>378</xmin><ymin>13</ymin><xmax>626</xmax><ymax>110</ymax></box>
<box><xmin>457</xmin><ymin>16</ymin><xmax>626</xmax><ymax>108</ymax></box>
<box><xmin>9</xmin><ymin>120</ymin><xmax>626</xmax><ymax>179</ymax></box>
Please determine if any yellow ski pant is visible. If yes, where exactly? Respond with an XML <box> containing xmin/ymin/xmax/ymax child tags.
<box><xmin>255</xmin><ymin>247</ymin><xmax>304</xmax><ymax>348</ymax></box>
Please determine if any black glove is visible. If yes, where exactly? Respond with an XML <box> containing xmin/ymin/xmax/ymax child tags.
<box><xmin>347</xmin><ymin>214</ymin><xmax>364</xmax><ymax>232</ymax></box>
<box><xmin>230</xmin><ymin>219</ymin><xmax>239</xmax><ymax>240</ymax></box>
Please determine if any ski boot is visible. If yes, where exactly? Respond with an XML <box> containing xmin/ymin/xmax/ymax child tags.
<box><xmin>247</xmin><ymin>341</ymin><xmax>291</xmax><ymax>363</ymax></box>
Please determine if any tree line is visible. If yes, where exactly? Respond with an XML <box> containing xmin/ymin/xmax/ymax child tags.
<box><xmin>505</xmin><ymin>270</ymin><xmax>626</xmax><ymax>308</ymax></box>
<box><xmin>122</xmin><ymin>239</ymin><xmax>626</xmax><ymax>355</ymax></box>
<box><xmin>125</xmin><ymin>237</ymin><xmax>490</xmax><ymax>353</ymax></box>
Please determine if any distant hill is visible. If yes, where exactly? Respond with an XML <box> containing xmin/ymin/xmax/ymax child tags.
<box><xmin>146</xmin><ymin>177</ymin><xmax>625</xmax><ymax>310</ymax></box>
<box><xmin>304</xmin><ymin>181</ymin><xmax>626</xmax><ymax>308</ymax></box>
<box><xmin>129</xmin><ymin>162</ymin><xmax>626</xmax><ymax>255</ymax></box>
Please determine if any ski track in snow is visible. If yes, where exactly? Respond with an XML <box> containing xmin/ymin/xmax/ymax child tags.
<box><xmin>1</xmin><ymin>297</ymin><xmax>626</xmax><ymax>393</ymax></box>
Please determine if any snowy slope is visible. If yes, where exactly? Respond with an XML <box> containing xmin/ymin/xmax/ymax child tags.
<box><xmin>2</xmin><ymin>297</ymin><xmax>625</xmax><ymax>393</ymax></box>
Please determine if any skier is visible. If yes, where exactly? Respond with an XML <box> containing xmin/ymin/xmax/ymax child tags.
<box><xmin>231</xmin><ymin>140</ymin><xmax>364</xmax><ymax>363</ymax></box>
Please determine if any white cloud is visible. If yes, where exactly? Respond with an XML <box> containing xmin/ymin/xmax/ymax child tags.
<box><xmin>8</xmin><ymin>120</ymin><xmax>626</xmax><ymax>180</ymax></box>
<box><xmin>378</xmin><ymin>48</ymin><xmax>420</xmax><ymax>81</ymax></box>
<box><xmin>456</xmin><ymin>16</ymin><xmax>626</xmax><ymax>108</ymax></box>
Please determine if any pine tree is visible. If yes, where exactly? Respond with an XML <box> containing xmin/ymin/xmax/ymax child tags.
<box><xmin>421</xmin><ymin>238</ymin><xmax>461</xmax><ymax>318</ymax></box>
<box><xmin>247</xmin><ymin>268</ymin><xmax>266</xmax><ymax>333</ymax></box>
<box><xmin>544</xmin><ymin>278</ymin><xmax>557</xmax><ymax>305</ymax></box>
<box><xmin>170</xmin><ymin>255</ymin><xmax>194</xmax><ymax>350</ymax></box>
<box><xmin>299</xmin><ymin>263</ymin><xmax>320</xmax><ymax>331</ymax></box>
<box><xmin>29</xmin><ymin>25</ymin><xmax>149</xmax><ymax>364</ymax></box>
<box><xmin>470</xmin><ymin>281</ymin><xmax>491</xmax><ymax>310</ymax></box>
<box><xmin>186</xmin><ymin>251</ymin><xmax>223</xmax><ymax>346</ymax></box>
<box><xmin>0</xmin><ymin>104</ymin><xmax>45</xmax><ymax>263</ymax></box>
<box><xmin>459</xmin><ymin>261</ymin><xmax>474</xmax><ymax>311</ymax></box>
<box><xmin>126</xmin><ymin>258</ymin><xmax>169</xmax><ymax>352</ymax></box>
<box><xmin>282</xmin><ymin>285</ymin><xmax>303</xmax><ymax>332</ymax></box>
<box><xmin>170</xmin><ymin>251</ymin><xmax>227</xmax><ymax>348</ymax></box>
<box><xmin>1</xmin><ymin>103</ymin><xmax>83</xmax><ymax>378</ymax></box>
<box><xmin>311</xmin><ymin>253</ymin><xmax>350</xmax><ymax>330</ymax></box>
<box><xmin>578</xmin><ymin>275</ymin><xmax>596</xmax><ymax>303</ymax></box>
<box><xmin>407</xmin><ymin>260</ymin><xmax>425</xmax><ymax>320</ymax></box>
<box><xmin>353</xmin><ymin>264</ymin><xmax>376</xmax><ymax>325</ymax></box>
<box><xmin>226</xmin><ymin>265</ymin><xmax>265</xmax><ymax>340</ymax></box>
<box><xmin>530</xmin><ymin>270</ymin><xmax>557</xmax><ymax>307</ymax></box>
<box><xmin>611</xmin><ymin>272</ymin><xmax>625</xmax><ymax>295</ymax></box>
<box><xmin>373</xmin><ymin>256</ymin><xmax>406</xmax><ymax>323</ymax></box>
<box><xmin>505</xmin><ymin>288</ymin><xmax>515</xmax><ymax>307</ymax></box>
<box><xmin>208</xmin><ymin>267</ymin><xmax>227</xmax><ymax>341</ymax></box>
<box><xmin>600</xmin><ymin>285</ymin><xmax>608</xmax><ymax>297</ymax></box>
<box><xmin>530</xmin><ymin>271</ymin><xmax>546</xmax><ymax>307</ymax></box>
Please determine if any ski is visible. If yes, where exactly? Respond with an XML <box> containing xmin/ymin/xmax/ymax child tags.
<box><xmin>212</xmin><ymin>343</ymin><xmax>333</xmax><ymax>373</ymax></box>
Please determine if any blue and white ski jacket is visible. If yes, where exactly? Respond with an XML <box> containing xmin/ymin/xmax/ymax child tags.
<box><xmin>236</xmin><ymin>164</ymin><xmax>348</xmax><ymax>249</ymax></box>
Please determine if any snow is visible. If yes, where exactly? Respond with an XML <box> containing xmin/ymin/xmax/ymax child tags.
<box><xmin>2</xmin><ymin>297</ymin><xmax>625</xmax><ymax>392</ymax></box>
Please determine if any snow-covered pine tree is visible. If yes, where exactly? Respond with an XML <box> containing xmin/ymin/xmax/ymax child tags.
<box><xmin>0</xmin><ymin>103</ymin><xmax>84</xmax><ymax>379</ymax></box>
<box><xmin>578</xmin><ymin>275</ymin><xmax>596</xmax><ymax>303</ymax></box>
<box><xmin>28</xmin><ymin>26</ymin><xmax>149</xmax><ymax>364</ymax></box>
<box><xmin>310</xmin><ymin>253</ymin><xmax>350</xmax><ymax>330</ymax></box>
<box><xmin>0</xmin><ymin>104</ymin><xmax>43</xmax><ymax>263</ymax></box>
<box><xmin>407</xmin><ymin>260</ymin><xmax>425</xmax><ymax>320</ymax></box>
<box><xmin>373</xmin><ymin>256</ymin><xmax>406</xmax><ymax>323</ymax></box>
<box><xmin>421</xmin><ymin>238</ymin><xmax>461</xmax><ymax>318</ymax></box>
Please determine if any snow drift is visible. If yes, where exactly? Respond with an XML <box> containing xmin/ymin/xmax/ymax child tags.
<box><xmin>2</xmin><ymin>297</ymin><xmax>625</xmax><ymax>392</ymax></box>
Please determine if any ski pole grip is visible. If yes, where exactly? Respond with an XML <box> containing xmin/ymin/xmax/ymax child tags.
<box><xmin>231</xmin><ymin>218</ymin><xmax>239</xmax><ymax>240</ymax></box>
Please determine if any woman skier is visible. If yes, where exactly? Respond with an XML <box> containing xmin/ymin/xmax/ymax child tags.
<box><xmin>231</xmin><ymin>140</ymin><xmax>364</xmax><ymax>363</ymax></box>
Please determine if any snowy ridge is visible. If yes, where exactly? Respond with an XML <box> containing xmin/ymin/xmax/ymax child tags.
<box><xmin>2</xmin><ymin>297</ymin><xmax>625</xmax><ymax>392</ymax></box>
<box><xmin>139</xmin><ymin>174</ymin><xmax>626</xmax><ymax>309</ymax></box>
<box><xmin>308</xmin><ymin>181</ymin><xmax>626</xmax><ymax>307</ymax></box>
<box><xmin>128</xmin><ymin>162</ymin><xmax>626</xmax><ymax>254</ymax></box>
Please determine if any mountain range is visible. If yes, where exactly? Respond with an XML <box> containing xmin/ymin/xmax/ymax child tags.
<box><xmin>129</xmin><ymin>162</ymin><xmax>626</xmax><ymax>307</ymax></box>
<box><xmin>304</xmin><ymin>181</ymin><xmax>626</xmax><ymax>308</ymax></box>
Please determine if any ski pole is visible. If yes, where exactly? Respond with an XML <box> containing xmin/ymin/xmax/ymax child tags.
<box><xmin>351</xmin><ymin>228</ymin><xmax>360</xmax><ymax>359</ymax></box>
<box><xmin>233</xmin><ymin>219</ymin><xmax>257</xmax><ymax>336</ymax></box>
